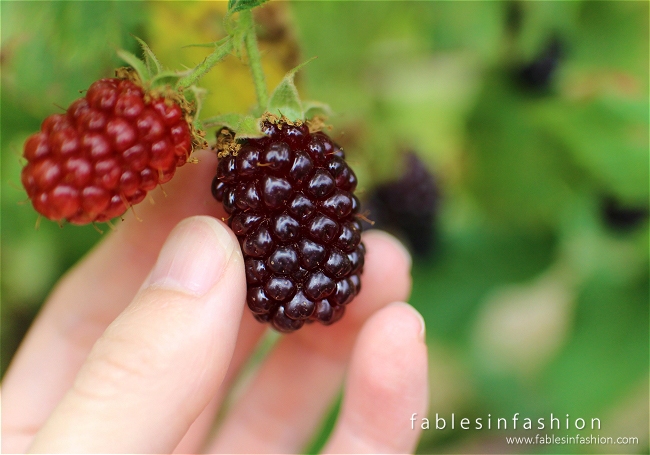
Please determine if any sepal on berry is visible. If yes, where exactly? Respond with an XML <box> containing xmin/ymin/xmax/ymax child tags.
<box><xmin>134</xmin><ymin>36</ymin><xmax>163</xmax><ymax>76</ymax></box>
<box><xmin>265</xmin><ymin>58</ymin><xmax>328</xmax><ymax>122</ymax></box>
<box><xmin>265</xmin><ymin>60</ymin><xmax>308</xmax><ymax>121</ymax></box>
<box><xmin>204</xmin><ymin>113</ymin><xmax>262</xmax><ymax>139</ymax></box>
<box><xmin>117</xmin><ymin>41</ymin><xmax>209</xmax><ymax>151</ymax></box>
<box><xmin>303</xmin><ymin>100</ymin><xmax>333</xmax><ymax>121</ymax></box>
<box><xmin>116</xmin><ymin>50</ymin><xmax>150</xmax><ymax>85</ymax></box>
<box><xmin>203</xmin><ymin>60</ymin><xmax>332</xmax><ymax>141</ymax></box>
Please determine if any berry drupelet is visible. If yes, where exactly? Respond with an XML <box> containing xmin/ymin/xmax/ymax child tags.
<box><xmin>21</xmin><ymin>76</ymin><xmax>196</xmax><ymax>224</ymax></box>
<box><xmin>212</xmin><ymin>119</ymin><xmax>365</xmax><ymax>332</ymax></box>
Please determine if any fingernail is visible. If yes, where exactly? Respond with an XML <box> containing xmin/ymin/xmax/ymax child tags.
<box><xmin>391</xmin><ymin>302</ymin><xmax>426</xmax><ymax>341</ymax></box>
<box><xmin>147</xmin><ymin>216</ymin><xmax>234</xmax><ymax>296</ymax></box>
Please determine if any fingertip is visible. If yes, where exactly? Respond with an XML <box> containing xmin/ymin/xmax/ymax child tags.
<box><xmin>356</xmin><ymin>302</ymin><xmax>428</xmax><ymax>378</ymax></box>
<box><xmin>323</xmin><ymin>301</ymin><xmax>429</xmax><ymax>454</ymax></box>
<box><xmin>362</xmin><ymin>230</ymin><xmax>412</xmax><ymax>270</ymax></box>
<box><xmin>185</xmin><ymin>215</ymin><xmax>241</xmax><ymax>262</ymax></box>
<box><xmin>344</xmin><ymin>231</ymin><xmax>412</xmax><ymax>321</ymax></box>
<box><xmin>300</xmin><ymin>231</ymin><xmax>413</xmax><ymax>336</ymax></box>
<box><xmin>145</xmin><ymin>216</ymin><xmax>239</xmax><ymax>296</ymax></box>
<box><xmin>119</xmin><ymin>149</ymin><xmax>225</xmax><ymax>249</ymax></box>
<box><xmin>361</xmin><ymin>231</ymin><xmax>412</xmax><ymax>294</ymax></box>
<box><xmin>379</xmin><ymin>302</ymin><xmax>426</xmax><ymax>342</ymax></box>
<box><xmin>28</xmin><ymin>216</ymin><xmax>248</xmax><ymax>454</ymax></box>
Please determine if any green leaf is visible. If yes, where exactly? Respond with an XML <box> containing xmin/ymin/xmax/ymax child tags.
<box><xmin>202</xmin><ymin>113</ymin><xmax>262</xmax><ymax>138</ymax></box>
<box><xmin>150</xmin><ymin>70</ymin><xmax>185</xmax><ymax>88</ymax></box>
<box><xmin>133</xmin><ymin>36</ymin><xmax>162</xmax><ymax>76</ymax></box>
<box><xmin>465</xmin><ymin>72</ymin><xmax>575</xmax><ymax>228</ymax></box>
<box><xmin>116</xmin><ymin>49</ymin><xmax>149</xmax><ymax>81</ymax></box>
<box><xmin>541</xmin><ymin>275</ymin><xmax>649</xmax><ymax>417</ymax></box>
<box><xmin>266</xmin><ymin>58</ymin><xmax>315</xmax><ymax>121</ymax></box>
<box><xmin>228</xmin><ymin>0</ymin><xmax>268</xmax><ymax>15</ymax></box>
<box><xmin>516</xmin><ymin>2</ymin><xmax>581</xmax><ymax>61</ymax></box>
<box><xmin>303</xmin><ymin>100</ymin><xmax>333</xmax><ymax>120</ymax></box>
<box><xmin>183</xmin><ymin>86</ymin><xmax>208</xmax><ymax>127</ymax></box>
<box><xmin>536</xmin><ymin>99</ymin><xmax>649</xmax><ymax>202</ymax></box>
<box><xmin>411</xmin><ymin>226</ymin><xmax>556</xmax><ymax>341</ymax></box>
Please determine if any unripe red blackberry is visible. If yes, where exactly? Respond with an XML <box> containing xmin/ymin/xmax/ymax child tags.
<box><xmin>212</xmin><ymin>119</ymin><xmax>365</xmax><ymax>332</ymax></box>
<box><xmin>21</xmin><ymin>75</ymin><xmax>199</xmax><ymax>224</ymax></box>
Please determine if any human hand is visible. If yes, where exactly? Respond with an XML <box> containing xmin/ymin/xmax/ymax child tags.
<box><xmin>2</xmin><ymin>150</ymin><xmax>429</xmax><ymax>454</ymax></box>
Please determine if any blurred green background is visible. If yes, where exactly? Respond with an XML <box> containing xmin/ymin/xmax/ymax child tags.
<box><xmin>1</xmin><ymin>2</ymin><xmax>648</xmax><ymax>454</ymax></box>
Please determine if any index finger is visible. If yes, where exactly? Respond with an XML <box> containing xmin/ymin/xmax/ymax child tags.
<box><xmin>1</xmin><ymin>150</ymin><xmax>253</xmax><ymax>453</ymax></box>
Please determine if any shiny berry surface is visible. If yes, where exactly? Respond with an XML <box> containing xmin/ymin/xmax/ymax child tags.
<box><xmin>213</xmin><ymin>120</ymin><xmax>364</xmax><ymax>332</ymax></box>
<box><xmin>21</xmin><ymin>78</ymin><xmax>193</xmax><ymax>224</ymax></box>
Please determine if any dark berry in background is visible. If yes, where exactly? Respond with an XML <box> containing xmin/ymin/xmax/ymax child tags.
<box><xmin>363</xmin><ymin>152</ymin><xmax>439</xmax><ymax>259</ymax></box>
<box><xmin>601</xmin><ymin>196</ymin><xmax>649</xmax><ymax>232</ymax></box>
<box><xmin>517</xmin><ymin>37</ymin><xmax>563</xmax><ymax>91</ymax></box>
<box><xmin>212</xmin><ymin>120</ymin><xmax>364</xmax><ymax>333</ymax></box>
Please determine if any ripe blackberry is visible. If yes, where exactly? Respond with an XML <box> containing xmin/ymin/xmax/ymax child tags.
<box><xmin>212</xmin><ymin>119</ymin><xmax>364</xmax><ymax>332</ymax></box>
<box><xmin>21</xmin><ymin>76</ymin><xmax>198</xmax><ymax>224</ymax></box>
<box><xmin>365</xmin><ymin>152</ymin><xmax>438</xmax><ymax>258</ymax></box>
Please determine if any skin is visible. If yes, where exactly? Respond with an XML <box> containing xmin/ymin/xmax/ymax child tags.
<box><xmin>1</xmin><ymin>149</ymin><xmax>429</xmax><ymax>454</ymax></box>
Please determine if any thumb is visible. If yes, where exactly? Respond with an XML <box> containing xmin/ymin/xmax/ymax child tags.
<box><xmin>29</xmin><ymin>216</ymin><xmax>246</xmax><ymax>454</ymax></box>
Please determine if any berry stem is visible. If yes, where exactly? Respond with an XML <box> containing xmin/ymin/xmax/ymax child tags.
<box><xmin>240</xmin><ymin>9</ymin><xmax>269</xmax><ymax>109</ymax></box>
<box><xmin>176</xmin><ymin>38</ymin><xmax>233</xmax><ymax>90</ymax></box>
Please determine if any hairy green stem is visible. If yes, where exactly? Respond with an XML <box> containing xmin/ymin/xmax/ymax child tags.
<box><xmin>240</xmin><ymin>9</ymin><xmax>268</xmax><ymax>109</ymax></box>
<box><xmin>176</xmin><ymin>38</ymin><xmax>233</xmax><ymax>90</ymax></box>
